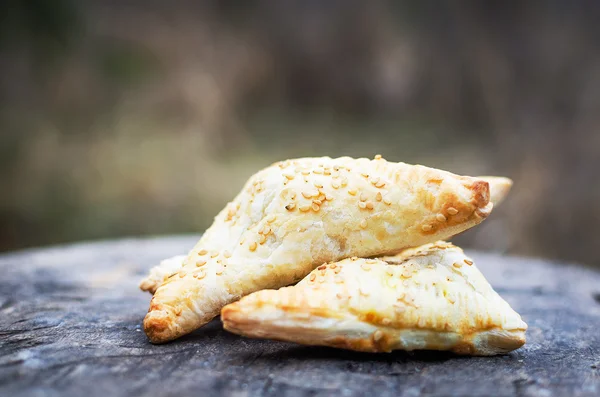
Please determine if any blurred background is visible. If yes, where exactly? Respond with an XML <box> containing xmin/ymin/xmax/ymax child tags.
<box><xmin>1</xmin><ymin>1</ymin><xmax>599</xmax><ymax>267</ymax></box>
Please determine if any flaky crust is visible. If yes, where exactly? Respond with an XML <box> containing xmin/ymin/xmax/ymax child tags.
<box><xmin>222</xmin><ymin>242</ymin><xmax>527</xmax><ymax>355</ymax></box>
<box><xmin>478</xmin><ymin>176</ymin><xmax>513</xmax><ymax>206</ymax></box>
<box><xmin>144</xmin><ymin>156</ymin><xmax>494</xmax><ymax>343</ymax></box>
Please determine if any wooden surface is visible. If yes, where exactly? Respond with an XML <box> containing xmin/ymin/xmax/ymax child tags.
<box><xmin>1</xmin><ymin>236</ymin><xmax>599</xmax><ymax>397</ymax></box>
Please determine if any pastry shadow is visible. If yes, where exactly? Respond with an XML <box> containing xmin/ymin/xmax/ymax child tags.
<box><xmin>240</xmin><ymin>343</ymin><xmax>465</xmax><ymax>364</ymax></box>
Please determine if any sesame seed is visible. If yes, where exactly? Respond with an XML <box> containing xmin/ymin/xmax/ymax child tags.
<box><xmin>194</xmin><ymin>269</ymin><xmax>206</xmax><ymax>280</ymax></box>
<box><xmin>299</xmin><ymin>205</ymin><xmax>311</xmax><ymax>212</ymax></box>
<box><xmin>301</xmin><ymin>169</ymin><xmax>310</xmax><ymax>175</ymax></box>
<box><xmin>375</xmin><ymin>192</ymin><xmax>382</xmax><ymax>202</ymax></box>
<box><xmin>358</xmin><ymin>201</ymin><xmax>367</xmax><ymax>209</ymax></box>
<box><xmin>259</xmin><ymin>234</ymin><xmax>267</xmax><ymax>244</ymax></box>
<box><xmin>360</xmin><ymin>219</ymin><xmax>368</xmax><ymax>229</ymax></box>
<box><xmin>366</xmin><ymin>201</ymin><xmax>374</xmax><ymax>210</ymax></box>
<box><xmin>383</xmin><ymin>196</ymin><xmax>392</xmax><ymax>205</ymax></box>
<box><xmin>348</xmin><ymin>189</ymin><xmax>357</xmax><ymax>196</ymax></box>
<box><xmin>311</xmin><ymin>203</ymin><xmax>320</xmax><ymax>212</ymax></box>
<box><xmin>290</xmin><ymin>191</ymin><xmax>297</xmax><ymax>199</ymax></box>
<box><xmin>313</xmin><ymin>181</ymin><xmax>323</xmax><ymax>188</ymax></box>
<box><xmin>436</xmin><ymin>214</ymin><xmax>447</xmax><ymax>222</ymax></box>
<box><xmin>386</xmin><ymin>268</ymin><xmax>394</xmax><ymax>277</ymax></box>
<box><xmin>447</xmin><ymin>207</ymin><xmax>459</xmax><ymax>215</ymax></box>
<box><xmin>302</xmin><ymin>191</ymin><xmax>312</xmax><ymax>199</ymax></box>
<box><xmin>366</xmin><ymin>258</ymin><xmax>378</xmax><ymax>264</ymax></box>
<box><xmin>351</xmin><ymin>256</ymin><xmax>358</xmax><ymax>261</ymax></box>
<box><xmin>373</xmin><ymin>330</ymin><xmax>383</xmax><ymax>341</ymax></box>
<box><xmin>360</xmin><ymin>172</ymin><xmax>369</xmax><ymax>178</ymax></box>
<box><xmin>318</xmin><ymin>264</ymin><xmax>327</xmax><ymax>270</ymax></box>
<box><xmin>370</xmin><ymin>176</ymin><xmax>380</xmax><ymax>185</ymax></box>
<box><xmin>381</xmin><ymin>318</ymin><xmax>391</xmax><ymax>325</ymax></box>
<box><xmin>249</xmin><ymin>242</ymin><xmax>257</xmax><ymax>251</ymax></box>
<box><xmin>224</xmin><ymin>251</ymin><xmax>231</xmax><ymax>258</ymax></box>
<box><xmin>285</xmin><ymin>203</ymin><xmax>296</xmax><ymax>211</ymax></box>
<box><xmin>196</xmin><ymin>260</ymin><xmax>207</xmax><ymax>267</ymax></box>
<box><xmin>239</xmin><ymin>236</ymin><xmax>246</xmax><ymax>245</ymax></box>
<box><xmin>264</xmin><ymin>226</ymin><xmax>272</xmax><ymax>235</ymax></box>
<box><xmin>359</xmin><ymin>193</ymin><xmax>367</xmax><ymax>202</ymax></box>
<box><xmin>319</xmin><ymin>278</ymin><xmax>326</xmax><ymax>283</ymax></box>
<box><xmin>341</xmin><ymin>177</ymin><xmax>348</xmax><ymax>187</ymax></box>
<box><xmin>331</xmin><ymin>181</ymin><xmax>340</xmax><ymax>189</ymax></box>
<box><xmin>330</xmin><ymin>264</ymin><xmax>337</xmax><ymax>269</ymax></box>
<box><xmin>374</xmin><ymin>154</ymin><xmax>382</xmax><ymax>160</ymax></box>
<box><xmin>283</xmin><ymin>173</ymin><xmax>295</xmax><ymax>180</ymax></box>
<box><xmin>464</xmin><ymin>259</ymin><xmax>473</xmax><ymax>266</ymax></box>
<box><xmin>216</xmin><ymin>267</ymin><xmax>224</xmax><ymax>276</ymax></box>
<box><xmin>334</xmin><ymin>267</ymin><xmax>341</xmax><ymax>274</ymax></box>
<box><xmin>313</xmin><ymin>168</ymin><xmax>323</xmax><ymax>174</ymax></box>
<box><xmin>361</xmin><ymin>263</ymin><xmax>371</xmax><ymax>271</ymax></box>
<box><xmin>210</xmin><ymin>251</ymin><xmax>219</xmax><ymax>258</ymax></box>
<box><xmin>309</xmin><ymin>273</ymin><xmax>316</xmax><ymax>282</ymax></box>
<box><xmin>313</xmin><ymin>199</ymin><xmax>322</xmax><ymax>205</ymax></box>
<box><xmin>421</xmin><ymin>224</ymin><xmax>433</xmax><ymax>232</ymax></box>
<box><xmin>375</xmin><ymin>181</ymin><xmax>386</xmax><ymax>188</ymax></box>
<box><xmin>453</xmin><ymin>262</ymin><xmax>462</xmax><ymax>268</ymax></box>
<box><xmin>325</xmin><ymin>193</ymin><xmax>333</xmax><ymax>201</ymax></box>
<box><xmin>179</xmin><ymin>271</ymin><xmax>187</xmax><ymax>278</ymax></box>
<box><xmin>198</xmin><ymin>249</ymin><xmax>208</xmax><ymax>256</ymax></box>
<box><xmin>266</xmin><ymin>214</ymin><xmax>276</xmax><ymax>223</ymax></box>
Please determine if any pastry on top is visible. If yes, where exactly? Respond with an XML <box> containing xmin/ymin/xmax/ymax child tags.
<box><xmin>221</xmin><ymin>242</ymin><xmax>527</xmax><ymax>356</ymax></box>
<box><xmin>143</xmin><ymin>156</ymin><xmax>496</xmax><ymax>343</ymax></box>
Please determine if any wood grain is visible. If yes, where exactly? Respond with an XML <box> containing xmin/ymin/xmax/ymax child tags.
<box><xmin>0</xmin><ymin>236</ymin><xmax>599</xmax><ymax>397</ymax></box>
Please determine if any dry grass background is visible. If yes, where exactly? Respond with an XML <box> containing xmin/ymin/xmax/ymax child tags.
<box><xmin>1</xmin><ymin>1</ymin><xmax>599</xmax><ymax>267</ymax></box>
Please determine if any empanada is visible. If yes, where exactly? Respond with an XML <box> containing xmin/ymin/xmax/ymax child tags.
<box><xmin>221</xmin><ymin>242</ymin><xmax>527</xmax><ymax>355</ymax></box>
<box><xmin>143</xmin><ymin>156</ymin><xmax>496</xmax><ymax>343</ymax></box>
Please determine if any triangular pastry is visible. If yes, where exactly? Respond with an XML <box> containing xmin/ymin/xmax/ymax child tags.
<box><xmin>139</xmin><ymin>175</ymin><xmax>513</xmax><ymax>295</ymax></box>
<box><xmin>143</xmin><ymin>156</ymin><xmax>496</xmax><ymax>343</ymax></box>
<box><xmin>221</xmin><ymin>242</ymin><xmax>527</xmax><ymax>355</ymax></box>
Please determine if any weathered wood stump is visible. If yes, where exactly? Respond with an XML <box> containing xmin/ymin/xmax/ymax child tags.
<box><xmin>0</xmin><ymin>236</ymin><xmax>599</xmax><ymax>397</ymax></box>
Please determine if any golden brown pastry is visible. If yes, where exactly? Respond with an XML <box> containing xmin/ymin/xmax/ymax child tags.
<box><xmin>143</xmin><ymin>156</ymin><xmax>495</xmax><ymax>343</ymax></box>
<box><xmin>222</xmin><ymin>242</ymin><xmax>527</xmax><ymax>355</ymax></box>
<box><xmin>478</xmin><ymin>176</ymin><xmax>512</xmax><ymax>206</ymax></box>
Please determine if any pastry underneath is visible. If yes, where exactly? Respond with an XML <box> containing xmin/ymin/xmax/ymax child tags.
<box><xmin>221</xmin><ymin>242</ymin><xmax>527</xmax><ymax>356</ymax></box>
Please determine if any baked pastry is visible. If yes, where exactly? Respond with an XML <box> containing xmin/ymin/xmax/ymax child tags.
<box><xmin>221</xmin><ymin>242</ymin><xmax>527</xmax><ymax>355</ymax></box>
<box><xmin>143</xmin><ymin>156</ymin><xmax>495</xmax><ymax>343</ymax></box>
<box><xmin>139</xmin><ymin>175</ymin><xmax>513</xmax><ymax>296</ymax></box>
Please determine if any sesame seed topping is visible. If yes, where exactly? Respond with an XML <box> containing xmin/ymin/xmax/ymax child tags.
<box><xmin>285</xmin><ymin>203</ymin><xmax>296</xmax><ymax>211</ymax></box>
<box><xmin>309</xmin><ymin>273</ymin><xmax>316</xmax><ymax>282</ymax></box>
<box><xmin>313</xmin><ymin>168</ymin><xmax>323</xmax><ymax>174</ymax></box>
<box><xmin>331</xmin><ymin>180</ymin><xmax>340</xmax><ymax>189</ymax></box>
<box><xmin>198</xmin><ymin>249</ymin><xmax>208</xmax><ymax>256</ymax></box>
<box><xmin>311</xmin><ymin>203</ymin><xmax>320</xmax><ymax>212</ymax></box>
<box><xmin>264</xmin><ymin>226</ymin><xmax>272</xmax><ymax>235</ymax></box>
<box><xmin>348</xmin><ymin>189</ymin><xmax>357</xmax><ymax>196</ymax></box>
<box><xmin>351</xmin><ymin>256</ymin><xmax>358</xmax><ymax>261</ymax></box>
<box><xmin>259</xmin><ymin>234</ymin><xmax>267</xmax><ymax>244</ymax></box>
<box><xmin>361</xmin><ymin>263</ymin><xmax>371</xmax><ymax>271</ymax></box>
<box><xmin>365</xmin><ymin>258</ymin><xmax>378</xmax><ymax>264</ymax></box>
<box><xmin>302</xmin><ymin>191</ymin><xmax>312</xmax><ymax>199</ymax></box>
<box><xmin>179</xmin><ymin>271</ymin><xmax>187</xmax><ymax>278</ymax></box>
<box><xmin>375</xmin><ymin>181</ymin><xmax>386</xmax><ymax>188</ymax></box>
<box><xmin>358</xmin><ymin>201</ymin><xmax>367</xmax><ymax>209</ymax></box>
<box><xmin>223</xmin><ymin>251</ymin><xmax>231</xmax><ymax>258</ymax></box>
<box><xmin>283</xmin><ymin>173</ymin><xmax>295</xmax><ymax>180</ymax></box>
<box><xmin>341</xmin><ymin>177</ymin><xmax>348</xmax><ymax>187</ymax></box>
<box><xmin>216</xmin><ymin>267</ymin><xmax>224</xmax><ymax>276</ymax></box>
<box><xmin>453</xmin><ymin>262</ymin><xmax>462</xmax><ymax>268</ymax></box>
<box><xmin>301</xmin><ymin>169</ymin><xmax>310</xmax><ymax>175</ymax></box>
<box><xmin>266</xmin><ymin>214</ymin><xmax>276</xmax><ymax>223</ymax></box>
<box><xmin>375</xmin><ymin>192</ymin><xmax>382</xmax><ymax>202</ymax></box>
<box><xmin>210</xmin><ymin>251</ymin><xmax>219</xmax><ymax>258</ymax></box>
<box><xmin>334</xmin><ymin>267</ymin><xmax>341</xmax><ymax>274</ymax></box>
<box><xmin>313</xmin><ymin>181</ymin><xmax>323</xmax><ymax>188</ymax></box>
<box><xmin>325</xmin><ymin>193</ymin><xmax>333</xmax><ymax>201</ymax></box>
<box><xmin>360</xmin><ymin>219</ymin><xmax>368</xmax><ymax>229</ymax></box>
<box><xmin>194</xmin><ymin>269</ymin><xmax>206</xmax><ymax>279</ymax></box>
<box><xmin>299</xmin><ymin>205</ymin><xmax>311</xmax><ymax>212</ymax></box>
<box><xmin>374</xmin><ymin>154</ymin><xmax>382</xmax><ymax>160</ymax></box>
<box><xmin>436</xmin><ymin>214</ymin><xmax>447</xmax><ymax>222</ymax></box>
<box><xmin>359</xmin><ymin>193</ymin><xmax>367</xmax><ymax>202</ymax></box>
<box><xmin>370</xmin><ymin>176</ymin><xmax>380</xmax><ymax>185</ymax></box>
<box><xmin>196</xmin><ymin>260</ymin><xmax>207</xmax><ymax>267</ymax></box>
<box><xmin>249</xmin><ymin>242</ymin><xmax>257</xmax><ymax>251</ymax></box>
<box><xmin>383</xmin><ymin>196</ymin><xmax>392</xmax><ymax>205</ymax></box>
<box><xmin>360</xmin><ymin>172</ymin><xmax>369</xmax><ymax>178</ymax></box>
<box><xmin>313</xmin><ymin>199</ymin><xmax>322</xmax><ymax>205</ymax></box>
<box><xmin>366</xmin><ymin>201</ymin><xmax>374</xmax><ymax>210</ymax></box>
<box><xmin>373</xmin><ymin>330</ymin><xmax>383</xmax><ymax>341</ymax></box>
<box><xmin>319</xmin><ymin>278</ymin><xmax>326</xmax><ymax>283</ymax></box>
<box><xmin>421</xmin><ymin>224</ymin><xmax>433</xmax><ymax>232</ymax></box>
<box><xmin>464</xmin><ymin>259</ymin><xmax>473</xmax><ymax>266</ymax></box>
<box><xmin>318</xmin><ymin>265</ymin><xmax>327</xmax><ymax>270</ymax></box>
<box><xmin>386</xmin><ymin>268</ymin><xmax>394</xmax><ymax>277</ymax></box>
<box><xmin>381</xmin><ymin>318</ymin><xmax>391</xmax><ymax>325</ymax></box>
<box><xmin>447</xmin><ymin>207</ymin><xmax>459</xmax><ymax>215</ymax></box>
